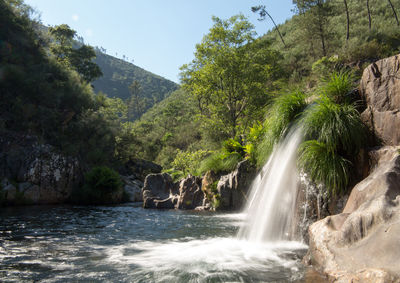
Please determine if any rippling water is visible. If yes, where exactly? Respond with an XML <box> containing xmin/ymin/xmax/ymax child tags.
<box><xmin>0</xmin><ymin>204</ymin><xmax>308</xmax><ymax>282</ymax></box>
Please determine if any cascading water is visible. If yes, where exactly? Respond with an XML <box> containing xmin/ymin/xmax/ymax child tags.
<box><xmin>238</xmin><ymin>127</ymin><xmax>303</xmax><ymax>242</ymax></box>
<box><xmin>1</xmin><ymin>127</ymin><xmax>312</xmax><ymax>282</ymax></box>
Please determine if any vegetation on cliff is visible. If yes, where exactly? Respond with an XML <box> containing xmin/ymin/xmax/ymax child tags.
<box><xmin>2</xmin><ymin>0</ymin><xmax>400</xmax><ymax>201</ymax></box>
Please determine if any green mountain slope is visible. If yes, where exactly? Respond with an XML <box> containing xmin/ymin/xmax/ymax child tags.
<box><xmin>263</xmin><ymin>0</ymin><xmax>400</xmax><ymax>80</ymax></box>
<box><xmin>92</xmin><ymin>51</ymin><xmax>179</xmax><ymax>105</ymax></box>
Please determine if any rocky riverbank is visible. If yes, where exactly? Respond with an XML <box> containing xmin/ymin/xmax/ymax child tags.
<box><xmin>141</xmin><ymin>160</ymin><xmax>257</xmax><ymax>211</ymax></box>
<box><xmin>305</xmin><ymin>54</ymin><xmax>400</xmax><ymax>282</ymax></box>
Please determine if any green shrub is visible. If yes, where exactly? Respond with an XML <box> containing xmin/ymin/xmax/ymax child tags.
<box><xmin>299</xmin><ymin>140</ymin><xmax>351</xmax><ymax>196</ymax></box>
<box><xmin>72</xmin><ymin>166</ymin><xmax>122</xmax><ymax>204</ymax></box>
<box><xmin>320</xmin><ymin>71</ymin><xmax>355</xmax><ymax>104</ymax></box>
<box><xmin>302</xmin><ymin>98</ymin><xmax>365</xmax><ymax>155</ymax></box>
<box><xmin>256</xmin><ymin>91</ymin><xmax>307</xmax><ymax>165</ymax></box>
<box><xmin>171</xmin><ymin>149</ymin><xmax>212</xmax><ymax>177</ymax></box>
<box><xmin>198</xmin><ymin>152</ymin><xmax>242</xmax><ymax>175</ymax></box>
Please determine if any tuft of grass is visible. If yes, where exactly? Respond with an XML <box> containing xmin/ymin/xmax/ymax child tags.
<box><xmin>299</xmin><ymin>140</ymin><xmax>351</xmax><ymax>196</ymax></box>
<box><xmin>256</xmin><ymin>90</ymin><xmax>307</xmax><ymax>166</ymax></box>
<box><xmin>198</xmin><ymin>152</ymin><xmax>242</xmax><ymax>175</ymax></box>
<box><xmin>302</xmin><ymin>98</ymin><xmax>366</xmax><ymax>156</ymax></box>
<box><xmin>320</xmin><ymin>71</ymin><xmax>355</xmax><ymax>104</ymax></box>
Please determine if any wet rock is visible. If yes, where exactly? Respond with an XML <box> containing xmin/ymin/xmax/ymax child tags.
<box><xmin>176</xmin><ymin>175</ymin><xmax>204</xmax><ymax>210</ymax></box>
<box><xmin>216</xmin><ymin>160</ymin><xmax>256</xmax><ymax>210</ymax></box>
<box><xmin>307</xmin><ymin>146</ymin><xmax>400</xmax><ymax>281</ymax></box>
<box><xmin>142</xmin><ymin>173</ymin><xmax>175</xmax><ymax>209</ymax></box>
<box><xmin>360</xmin><ymin>54</ymin><xmax>400</xmax><ymax>146</ymax></box>
<box><xmin>154</xmin><ymin>197</ymin><xmax>176</xmax><ymax>209</ymax></box>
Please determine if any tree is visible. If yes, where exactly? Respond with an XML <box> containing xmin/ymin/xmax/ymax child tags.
<box><xmin>127</xmin><ymin>80</ymin><xmax>149</xmax><ymax>120</ymax></box>
<box><xmin>293</xmin><ymin>0</ymin><xmax>332</xmax><ymax>57</ymax></box>
<box><xmin>387</xmin><ymin>0</ymin><xmax>399</xmax><ymax>26</ymax></box>
<box><xmin>366</xmin><ymin>0</ymin><xmax>372</xmax><ymax>30</ymax></box>
<box><xmin>180</xmin><ymin>15</ymin><xmax>281</xmax><ymax>139</ymax></box>
<box><xmin>343</xmin><ymin>0</ymin><xmax>350</xmax><ymax>41</ymax></box>
<box><xmin>49</xmin><ymin>24</ymin><xmax>102</xmax><ymax>83</ymax></box>
<box><xmin>251</xmin><ymin>5</ymin><xmax>286</xmax><ymax>47</ymax></box>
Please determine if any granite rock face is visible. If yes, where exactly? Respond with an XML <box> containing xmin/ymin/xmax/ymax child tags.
<box><xmin>216</xmin><ymin>160</ymin><xmax>256</xmax><ymax>210</ymax></box>
<box><xmin>306</xmin><ymin>147</ymin><xmax>400</xmax><ymax>282</ymax></box>
<box><xmin>0</xmin><ymin>132</ymin><xmax>83</xmax><ymax>205</ymax></box>
<box><xmin>142</xmin><ymin>173</ymin><xmax>176</xmax><ymax>209</ymax></box>
<box><xmin>360</xmin><ymin>54</ymin><xmax>400</xmax><ymax>146</ymax></box>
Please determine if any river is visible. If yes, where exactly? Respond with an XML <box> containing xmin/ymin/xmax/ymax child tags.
<box><xmin>0</xmin><ymin>203</ymin><xmax>308</xmax><ymax>282</ymax></box>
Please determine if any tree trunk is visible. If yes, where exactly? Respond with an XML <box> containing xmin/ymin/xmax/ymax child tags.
<box><xmin>344</xmin><ymin>0</ymin><xmax>350</xmax><ymax>40</ymax></box>
<box><xmin>367</xmin><ymin>0</ymin><xmax>372</xmax><ymax>30</ymax></box>
<box><xmin>387</xmin><ymin>0</ymin><xmax>400</xmax><ymax>26</ymax></box>
<box><xmin>317</xmin><ymin>2</ymin><xmax>327</xmax><ymax>57</ymax></box>
<box><xmin>265</xmin><ymin>10</ymin><xmax>287</xmax><ymax>47</ymax></box>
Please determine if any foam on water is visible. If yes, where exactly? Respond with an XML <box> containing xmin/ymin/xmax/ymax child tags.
<box><xmin>105</xmin><ymin>237</ymin><xmax>307</xmax><ymax>282</ymax></box>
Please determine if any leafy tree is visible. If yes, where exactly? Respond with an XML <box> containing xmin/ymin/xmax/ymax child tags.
<box><xmin>49</xmin><ymin>24</ymin><xmax>102</xmax><ymax>83</ymax></box>
<box><xmin>180</xmin><ymin>15</ymin><xmax>282</xmax><ymax>139</ymax></box>
<box><xmin>127</xmin><ymin>80</ymin><xmax>149</xmax><ymax>120</ymax></box>
<box><xmin>293</xmin><ymin>0</ymin><xmax>332</xmax><ymax>57</ymax></box>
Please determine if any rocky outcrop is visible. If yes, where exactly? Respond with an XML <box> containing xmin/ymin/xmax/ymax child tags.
<box><xmin>121</xmin><ymin>175</ymin><xmax>143</xmax><ymax>202</ymax></box>
<box><xmin>120</xmin><ymin>158</ymin><xmax>162</xmax><ymax>181</ymax></box>
<box><xmin>306</xmin><ymin>147</ymin><xmax>400</xmax><ymax>281</ymax></box>
<box><xmin>0</xmin><ymin>132</ymin><xmax>83</xmax><ymax>205</ymax></box>
<box><xmin>216</xmin><ymin>160</ymin><xmax>256</xmax><ymax>210</ymax></box>
<box><xmin>360</xmin><ymin>54</ymin><xmax>400</xmax><ymax>146</ymax></box>
<box><xmin>176</xmin><ymin>175</ymin><xmax>204</xmax><ymax>209</ymax></box>
<box><xmin>142</xmin><ymin>173</ymin><xmax>177</xmax><ymax>209</ymax></box>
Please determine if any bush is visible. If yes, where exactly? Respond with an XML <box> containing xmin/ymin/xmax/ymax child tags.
<box><xmin>320</xmin><ymin>71</ymin><xmax>355</xmax><ymax>104</ymax></box>
<box><xmin>299</xmin><ymin>140</ymin><xmax>351</xmax><ymax>196</ymax></box>
<box><xmin>256</xmin><ymin>91</ymin><xmax>307</xmax><ymax>166</ymax></box>
<box><xmin>72</xmin><ymin>166</ymin><xmax>122</xmax><ymax>204</ymax></box>
<box><xmin>198</xmin><ymin>151</ymin><xmax>242</xmax><ymax>175</ymax></box>
<box><xmin>171</xmin><ymin>149</ymin><xmax>212</xmax><ymax>177</ymax></box>
<box><xmin>302</xmin><ymin>98</ymin><xmax>365</xmax><ymax>155</ymax></box>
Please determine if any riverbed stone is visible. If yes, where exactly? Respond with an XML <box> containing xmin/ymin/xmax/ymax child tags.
<box><xmin>307</xmin><ymin>146</ymin><xmax>400</xmax><ymax>281</ymax></box>
<box><xmin>216</xmin><ymin>160</ymin><xmax>256</xmax><ymax>210</ymax></box>
<box><xmin>121</xmin><ymin>175</ymin><xmax>143</xmax><ymax>202</ymax></box>
<box><xmin>176</xmin><ymin>175</ymin><xmax>204</xmax><ymax>209</ymax></box>
<box><xmin>142</xmin><ymin>173</ymin><xmax>175</xmax><ymax>208</ymax></box>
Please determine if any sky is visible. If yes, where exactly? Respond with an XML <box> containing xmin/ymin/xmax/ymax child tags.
<box><xmin>24</xmin><ymin>0</ymin><xmax>295</xmax><ymax>83</ymax></box>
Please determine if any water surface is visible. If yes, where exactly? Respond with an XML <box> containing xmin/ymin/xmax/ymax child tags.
<box><xmin>0</xmin><ymin>204</ymin><xmax>307</xmax><ymax>282</ymax></box>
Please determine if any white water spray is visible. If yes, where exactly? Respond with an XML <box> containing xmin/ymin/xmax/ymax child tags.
<box><xmin>238</xmin><ymin>127</ymin><xmax>303</xmax><ymax>242</ymax></box>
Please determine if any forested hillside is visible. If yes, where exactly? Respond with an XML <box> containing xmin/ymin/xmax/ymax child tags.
<box><xmin>92</xmin><ymin>51</ymin><xmax>178</xmax><ymax>119</ymax></box>
<box><xmin>128</xmin><ymin>0</ymin><xmax>400</xmax><ymax>183</ymax></box>
<box><xmin>264</xmin><ymin>0</ymin><xmax>400</xmax><ymax>80</ymax></box>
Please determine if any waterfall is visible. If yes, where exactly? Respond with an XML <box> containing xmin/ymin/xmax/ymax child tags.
<box><xmin>238</xmin><ymin>127</ymin><xmax>303</xmax><ymax>242</ymax></box>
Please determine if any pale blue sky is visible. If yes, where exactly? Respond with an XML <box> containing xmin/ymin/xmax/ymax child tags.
<box><xmin>24</xmin><ymin>0</ymin><xmax>295</xmax><ymax>83</ymax></box>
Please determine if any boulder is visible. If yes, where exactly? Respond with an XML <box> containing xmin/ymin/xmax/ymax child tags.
<box><xmin>306</xmin><ymin>147</ymin><xmax>400</xmax><ymax>281</ymax></box>
<box><xmin>142</xmin><ymin>173</ymin><xmax>175</xmax><ymax>209</ymax></box>
<box><xmin>121</xmin><ymin>175</ymin><xmax>143</xmax><ymax>202</ymax></box>
<box><xmin>360</xmin><ymin>54</ymin><xmax>400</xmax><ymax>146</ymax></box>
<box><xmin>216</xmin><ymin>160</ymin><xmax>256</xmax><ymax>210</ymax></box>
<box><xmin>176</xmin><ymin>175</ymin><xmax>204</xmax><ymax>209</ymax></box>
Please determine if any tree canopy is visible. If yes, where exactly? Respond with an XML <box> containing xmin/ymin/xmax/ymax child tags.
<box><xmin>180</xmin><ymin>15</ymin><xmax>282</xmax><ymax>140</ymax></box>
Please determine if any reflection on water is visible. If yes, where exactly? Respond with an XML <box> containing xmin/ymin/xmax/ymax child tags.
<box><xmin>0</xmin><ymin>204</ymin><xmax>307</xmax><ymax>282</ymax></box>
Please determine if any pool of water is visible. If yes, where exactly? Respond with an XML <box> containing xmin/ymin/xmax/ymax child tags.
<box><xmin>0</xmin><ymin>204</ymin><xmax>308</xmax><ymax>282</ymax></box>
